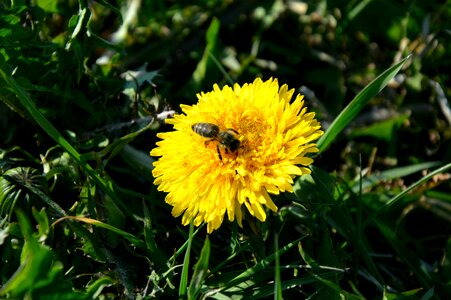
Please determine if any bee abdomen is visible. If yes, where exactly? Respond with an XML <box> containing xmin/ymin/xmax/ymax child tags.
<box><xmin>192</xmin><ymin>122</ymin><xmax>220</xmax><ymax>138</ymax></box>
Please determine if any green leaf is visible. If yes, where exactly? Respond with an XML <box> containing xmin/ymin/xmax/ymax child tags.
<box><xmin>349</xmin><ymin>114</ymin><xmax>409</xmax><ymax>142</ymax></box>
<box><xmin>222</xmin><ymin>237</ymin><xmax>305</xmax><ymax>291</ymax></box>
<box><xmin>188</xmin><ymin>237</ymin><xmax>211</xmax><ymax>300</ymax></box>
<box><xmin>274</xmin><ymin>233</ymin><xmax>282</xmax><ymax>300</ymax></box>
<box><xmin>68</xmin><ymin>7</ymin><xmax>90</xmax><ymax>44</ymax></box>
<box><xmin>377</xmin><ymin>220</ymin><xmax>433</xmax><ymax>295</ymax></box>
<box><xmin>346</xmin><ymin>0</ymin><xmax>374</xmax><ymax>23</ymax></box>
<box><xmin>85</xmin><ymin>276</ymin><xmax>115</xmax><ymax>298</ymax></box>
<box><xmin>0</xmin><ymin>63</ymin><xmax>134</xmax><ymax>219</ymax></box>
<box><xmin>373</xmin><ymin>162</ymin><xmax>451</xmax><ymax>216</ymax></box>
<box><xmin>420</xmin><ymin>287</ymin><xmax>436</xmax><ymax>300</ymax></box>
<box><xmin>143</xmin><ymin>201</ymin><xmax>167</xmax><ymax>270</ymax></box>
<box><xmin>309</xmin><ymin>167</ymin><xmax>385</xmax><ymax>286</ymax></box>
<box><xmin>180</xmin><ymin>222</ymin><xmax>194</xmax><ymax>298</ymax></box>
<box><xmin>192</xmin><ymin>17</ymin><xmax>220</xmax><ymax>86</ymax></box>
<box><xmin>120</xmin><ymin>144</ymin><xmax>156</xmax><ymax>182</ymax></box>
<box><xmin>0</xmin><ymin>210</ymin><xmax>85</xmax><ymax>299</ymax></box>
<box><xmin>95</xmin><ymin>0</ymin><xmax>123</xmax><ymax>24</ymax></box>
<box><xmin>352</xmin><ymin>161</ymin><xmax>442</xmax><ymax>193</ymax></box>
<box><xmin>31</xmin><ymin>208</ymin><xmax>50</xmax><ymax>239</ymax></box>
<box><xmin>52</xmin><ymin>216</ymin><xmax>146</xmax><ymax>249</ymax></box>
<box><xmin>317</xmin><ymin>55</ymin><xmax>411</xmax><ymax>153</ymax></box>
<box><xmin>36</xmin><ymin>0</ymin><xmax>59</xmax><ymax>13</ymax></box>
<box><xmin>123</xmin><ymin>67</ymin><xmax>159</xmax><ymax>92</ymax></box>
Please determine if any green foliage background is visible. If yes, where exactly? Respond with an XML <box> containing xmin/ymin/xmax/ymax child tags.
<box><xmin>1</xmin><ymin>0</ymin><xmax>450</xmax><ymax>299</ymax></box>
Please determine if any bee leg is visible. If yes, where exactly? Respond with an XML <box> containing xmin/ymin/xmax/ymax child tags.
<box><xmin>227</xmin><ymin>128</ymin><xmax>239</xmax><ymax>134</ymax></box>
<box><xmin>216</xmin><ymin>145</ymin><xmax>223</xmax><ymax>161</ymax></box>
<box><xmin>204</xmin><ymin>139</ymin><xmax>213</xmax><ymax>147</ymax></box>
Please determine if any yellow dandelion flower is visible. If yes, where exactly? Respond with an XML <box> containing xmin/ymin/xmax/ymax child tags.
<box><xmin>151</xmin><ymin>78</ymin><xmax>323</xmax><ymax>233</ymax></box>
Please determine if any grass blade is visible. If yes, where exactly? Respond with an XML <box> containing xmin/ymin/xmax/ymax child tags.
<box><xmin>188</xmin><ymin>237</ymin><xmax>211</xmax><ymax>300</ymax></box>
<box><xmin>317</xmin><ymin>55</ymin><xmax>411</xmax><ymax>153</ymax></box>
<box><xmin>371</xmin><ymin>161</ymin><xmax>451</xmax><ymax>219</ymax></box>
<box><xmin>179</xmin><ymin>222</ymin><xmax>194</xmax><ymax>298</ymax></box>
<box><xmin>375</xmin><ymin>220</ymin><xmax>434</xmax><ymax>293</ymax></box>
<box><xmin>274</xmin><ymin>233</ymin><xmax>282</xmax><ymax>300</ymax></box>
<box><xmin>352</xmin><ymin>161</ymin><xmax>442</xmax><ymax>192</ymax></box>
<box><xmin>52</xmin><ymin>216</ymin><xmax>146</xmax><ymax>249</ymax></box>
<box><xmin>223</xmin><ymin>237</ymin><xmax>305</xmax><ymax>291</ymax></box>
<box><xmin>0</xmin><ymin>64</ymin><xmax>133</xmax><ymax>216</ymax></box>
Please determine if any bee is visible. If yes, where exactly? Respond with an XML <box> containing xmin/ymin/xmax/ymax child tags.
<box><xmin>192</xmin><ymin>122</ymin><xmax>240</xmax><ymax>161</ymax></box>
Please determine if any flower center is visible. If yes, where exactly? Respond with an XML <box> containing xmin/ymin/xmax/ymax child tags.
<box><xmin>236</xmin><ymin>114</ymin><xmax>269</xmax><ymax>157</ymax></box>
